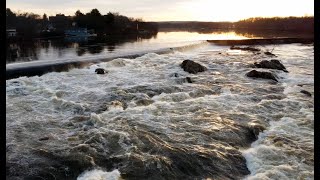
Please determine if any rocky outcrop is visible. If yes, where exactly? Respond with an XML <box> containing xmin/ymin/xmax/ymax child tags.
<box><xmin>135</xmin><ymin>99</ymin><xmax>154</xmax><ymax>106</ymax></box>
<box><xmin>230</xmin><ymin>46</ymin><xmax>260</xmax><ymax>52</ymax></box>
<box><xmin>264</xmin><ymin>52</ymin><xmax>276</xmax><ymax>57</ymax></box>
<box><xmin>95</xmin><ymin>68</ymin><xmax>107</xmax><ymax>74</ymax></box>
<box><xmin>248</xmin><ymin>122</ymin><xmax>266</xmax><ymax>139</ymax></box>
<box><xmin>246</xmin><ymin>70</ymin><xmax>278</xmax><ymax>82</ymax></box>
<box><xmin>186</xmin><ymin>77</ymin><xmax>193</xmax><ymax>83</ymax></box>
<box><xmin>300</xmin><ymin>90</ymin><xmax>312</xmax><ymax>97</ymax></box>
<box><xmin>180</xmin><ymin>60</ymin><xmax>207</xmax><ymax>74</ymax></box>
<box><xmin>253</xmin><ymin>60</ymin><xmax>288</xmax><ymax>72</ymax></box>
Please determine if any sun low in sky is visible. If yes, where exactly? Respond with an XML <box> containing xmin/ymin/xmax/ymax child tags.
<box><xmin>6</xmin><ymin>0</ymin><xmax>314</xmax><ymax>22</ymax></box>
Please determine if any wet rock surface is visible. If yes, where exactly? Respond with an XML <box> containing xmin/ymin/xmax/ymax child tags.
<box><xmin>180</xmin><ymin>60</ymin><xmax>207</xmax><ymax>74</ymax></box>
<box><xmin>230</xmin><ymin>46</ymin><xmax>260</xmax><ymax>52</ymax></box>
<box><xmin>95</xmin><ymin>68</ymin><xmax>107</xmax><ymax>74</ymax></box>
<box><xmin>264</xmin><ymin>51</ymin><xmax>277</xmax><ymax>57</ymax></box>
<box><xmin>300</xmin><ymin>90</ymin><xmax>312</xmax><ymax>97</ymax></box>
<box><xmin>253</xmin><ymin>60</ymin><xmax>288</xmax><ymax>72</ymax></box>
<box><xmin>38</xmin><ymin>137</ymin><xmax>50</xmax><ymax>141</ymax></box>
<box><xmin>186</xmin><ymin>77</ymin><xmax>193</xmax><ymax>83</ymax></box>
<box><xmin>246</xmin><ymin>70</ymin><xmax>278</xmax><ymax>82</ymax></box>
<box><xmin>135</xmin><ymin>99</ymin><xmax>154</xmax><ymax>106</ymax></box>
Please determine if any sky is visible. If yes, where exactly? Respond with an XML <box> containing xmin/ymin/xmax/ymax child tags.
<box><xmin>6</xmin><ymin>0</ymin><xmax>314</xmax><ymax>22</ymax></box>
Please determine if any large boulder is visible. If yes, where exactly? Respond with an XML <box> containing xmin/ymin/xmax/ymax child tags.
<box><xmin>253</xmin><ymin>60</ymin><xmax>288</xmax><ymax>72</ymax></box>
<box><xmin>246</xmin><ymin>70</ymin><xmax>278</xmax><ymax>82</ymax></box>
<box><xmin>180</xmin><ymin>60</ymin><xmax>207</xmax><ymax>74</ymax></box>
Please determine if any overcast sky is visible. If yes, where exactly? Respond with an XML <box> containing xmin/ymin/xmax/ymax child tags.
<box><xmin>6</xmin><ymin>0</ymin><xmax>314</xmax><ymax>21</ymax></box>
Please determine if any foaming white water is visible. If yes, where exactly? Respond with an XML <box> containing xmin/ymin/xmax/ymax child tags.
<box><xmin>6</xmin><ymin>43</ymin><xmax>314</xmax><ymax>179</ymax></box>
<box><xmin>242</xmin><ymin>44</ymin><xmax>314</xmax><ymax>180</ymax></box>
<box><xmin>243</xmin><ymin>116</ymin><xmax>314</xmax><ymax>180</ymax></box>
<box><xmin>77</xmin><ymin>169</ymin><xmax>121</xmax><ymax>180</ymax></box>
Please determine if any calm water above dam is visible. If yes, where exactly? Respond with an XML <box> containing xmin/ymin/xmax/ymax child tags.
<box><xmin>6</xmin><ymin>30</ymin><xmax>311</xmax><ymax>65</ymax></box>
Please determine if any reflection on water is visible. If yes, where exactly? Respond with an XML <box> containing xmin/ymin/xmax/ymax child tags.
<box><xmin>6</xmin><ymin>30</ymin><xmax>312</xmax><ymax>64</ymax></box>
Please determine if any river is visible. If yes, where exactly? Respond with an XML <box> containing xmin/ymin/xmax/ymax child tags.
<box><xmin>6</xmin><ymin>30</ymin><xmax>314</xmax><ymax>179</ymax></box>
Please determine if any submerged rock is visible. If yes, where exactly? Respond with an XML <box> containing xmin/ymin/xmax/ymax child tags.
<box><xmin>180</xmin><ymin>60</ymin><xmax>207</xmax><ymax>74</ymax></box>
<box><xmin>264</xmin><ymin>51</ymin><xmax>277</xmax><ymax>57</ymax></box>
<box><xmin>253</xmin><ymin>60</ymin><xmax>288</xmax><ymax>72</ymax></box>
<box><xmin>186</xmin><ymin>77</ymin><xmax>193</xmax><ymax>83</ymax></box>
<box><xmin>230</xmin><ymin>46</ymin><xmax>260</xmax><ymax>52</ymax></box>
<box><xmin>248</xmin><ymin>123</ymin><xmax>266</xmax><ymax>138</ymax></box>
<box><xmin>246</xmin><ymin>70</ymin><xmax>278</xmax><ymax>82</ymax></box>
<box><xmin>95</xmin><ymin>68</ymin><xmax>107</xmax><ymax>74</ymax></box>
<box><xmin>39</xmin><ymin>137</ymin><xmax>49</xmax><ymax>141</ymax></box>
<box><xmin>135</xmin><ymin>99</ymin><xmax>154</xmax><ymax>106</ymax></box>
<box><xmin>126</xmin><ymin>85</ymin><xmax>182</xmax><ymax>98</ymax></box>
<box><xmin>300</xmin><ymin>90</ymin><xmax>312</xmax><ymax>97</ymax></box>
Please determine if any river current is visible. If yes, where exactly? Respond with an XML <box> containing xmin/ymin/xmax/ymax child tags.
<box><xmin>6</xmin><ymin>42</ymin><xmax>313</xmax><ymax>179</ymax></box>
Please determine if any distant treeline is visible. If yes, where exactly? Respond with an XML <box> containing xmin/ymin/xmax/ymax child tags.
<box><xmin>6</xmin><ymin>8</ymin><xmax>158</xmax><ymax>39</ymax></box>
<box><xmin>72</xmin><ymin>9</ymin><xmax>158</xmax><ymax>35</ymax></box>
<box><xmin>236</xmin><ymin>17</ymin><xmax>313</xmax><ymax>32</ymax></box>
<box><xmin>157</xmin><ymin>16</ymin><xmax>314</xmax><ymax>33</ymax></box>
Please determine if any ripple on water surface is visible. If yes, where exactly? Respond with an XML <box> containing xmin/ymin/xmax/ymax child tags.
<box><xmin>6</xmin><ymin>43</ymin><xmax>314</xmax><ymax>179</ymax></box>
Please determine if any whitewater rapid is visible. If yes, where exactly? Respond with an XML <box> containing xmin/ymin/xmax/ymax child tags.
<box><xmin>6</xmin><ymin>43</ymin><xmax>313</xmax><ymax>179</ymax></box>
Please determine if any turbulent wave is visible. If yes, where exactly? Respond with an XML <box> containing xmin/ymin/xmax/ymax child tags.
<box><xmin>6</xmin><ymin>40</ymin><xmax>210</xmax><ymax>80</ymax></box>
<box><xmin>77</xmin><ymin>169</ymin><xmax>121</xmax><ymax>180</ymax></box>
<box><xmin>6</xmin><ymin>43</ymin><xmax>313</xmax><ymax>179</ymax></box>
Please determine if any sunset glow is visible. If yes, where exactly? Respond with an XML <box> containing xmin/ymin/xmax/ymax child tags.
<box><xmin>6</xmin><ymin>0</ymin><xmax>314</xmax><ymax>21</ymax></box>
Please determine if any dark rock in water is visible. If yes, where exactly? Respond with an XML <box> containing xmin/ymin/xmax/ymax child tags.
<box><xmin>186</xmin><ymin>77</ymin><xmax>193</xmax><ymax>83</ymax></box>
<box><xmin>253</xmin><ymin>60</ymin><xmax>288</xmax><ymax>72</ymax></box>
<box><xmin>136</xmin><ymin>99</ymin><xmax>154</xmax><ymax>106</ymax></box>
<box><xmin>263</xmin><ymin>94</ymin><xmax>286</xmax><ymax>100</ymax></box>
<box><xmin>39</xmin><ymin>137</ymin><xmax>49</xmax><ymax>141</ymax></box>
<box><xmin>270</xmin><ymin>60</ymin><xmax>287</xmax><ymax>72</ymax></box>
<box><xmin>249</xmin><ymin>123</ymin><xmax>266</xmax><ymax>138</ymax></box>
<box><xmin>170</xmin><ymin>73</ymin><xmax>180</xmax><ymax>77</ymax></box>
<box><xmin>180</xmin><ymin>60</ymin><xmax>207</xmax><ymax>74</ymax></box>
<box><xmin>95</xmin><ymin>68</ymin><xmax>107</xmax><ymax>74</ymax></box>
<box><xmin>126</xmin><ymin>85</ymin><xmax>182</xmax><ymax>98</ymax></box>
<box><xmin>264</xmin><ymin>51</ymin><xmax>277</xmax><ymax>57</ymax></box>
<box><xmin>189</xmin><ymin>89</ymin><xmax>217</xmax><ymax>98</ymax></box>
<box><xmin>246</xmin><ymin>70</ymin><xmax>278</xmax><ymax>82</ymax></box>
<box><xmin>300</xmin><ymin>90</ymin><xmax>312</xmax><ymax>97</ymax></box>
<box><xmin>230</xmin><ymin>46</ymin><xmax>260</xmax><ymax>52</ymax></box>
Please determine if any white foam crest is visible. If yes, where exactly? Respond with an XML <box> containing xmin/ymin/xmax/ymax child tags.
<box><xmin>77</xmin><ymin>169</ymin><xmax>121</xmax><ymax>180</ymax></box>
<box><xmin>242</xmin><ymin>44</ymin><xmax>314</xmax><ymax>180</ymax></box>
<box><xmin>6</xmin><ymin>43</ymin><xmax>314</xmax><ymax>179</ymax></box>
<box><xmin>243</xmin><ymin>116</ymin><xmax>314</xmax><ymax>180</ymax></box>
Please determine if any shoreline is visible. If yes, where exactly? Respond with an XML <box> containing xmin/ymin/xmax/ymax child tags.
<box><xmin>207</xmin><ymin>37</ymin><xmax>314</xmax><ymax>45</ymax></box>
